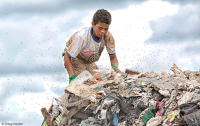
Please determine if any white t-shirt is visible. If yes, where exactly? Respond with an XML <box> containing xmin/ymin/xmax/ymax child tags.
<box><xmin>63</xmin><ymin>27</ymin><xmax>116</xmax><ymax>63</ymax></box>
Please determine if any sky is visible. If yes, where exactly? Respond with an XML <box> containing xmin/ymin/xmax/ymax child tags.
<box><xmin>0</xmin><ymin>0</ymin><xmax>200</xmax><ymax>125</ymax></box>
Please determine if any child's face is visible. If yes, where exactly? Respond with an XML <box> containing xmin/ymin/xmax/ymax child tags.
<box><xmin>92</xmin><ymin>21</ymin><xmax>109</xmax><ymax>39</ymax></box>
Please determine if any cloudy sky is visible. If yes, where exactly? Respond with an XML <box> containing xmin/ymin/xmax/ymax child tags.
<box><xmin>0</xmin><ymin>0</ymin><xmax>200</xmax><ymax>125</ymax></box>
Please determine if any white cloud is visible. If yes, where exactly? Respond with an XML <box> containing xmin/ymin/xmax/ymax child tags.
<box><xmin>0</xmin><ymin>99</ymin><xmax>43</xmax><ymax>126</ymax></box>
<box><xmin>147</xmin><ymin>3</ymin><xmax>200</xmax><ymax>43</ymax></box>
<box><xmin>0</xmin><ymin>10</ymin><xmax>87</xmax><ymax>75</ymax></box>
<box><xmin>0</xmin><ymin>74</ymin><xmax>66</xmax><ymax>125</ymax></box>
<box><xmin>13</xmin><ymin>92</ymin><xmax>58</xmax><ymax>115</ymax></box>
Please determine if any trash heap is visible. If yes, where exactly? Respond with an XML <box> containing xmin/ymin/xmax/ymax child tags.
<box><xmin>41</xmin><ymin>64</ymin><xmax>200</xmax><ymax>126</ymax></box>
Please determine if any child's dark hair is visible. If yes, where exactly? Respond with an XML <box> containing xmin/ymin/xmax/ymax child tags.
<box><xmin>93</xmin><ymin>9</ymin><xmax>111</xmax><ymax>25</ymax></box>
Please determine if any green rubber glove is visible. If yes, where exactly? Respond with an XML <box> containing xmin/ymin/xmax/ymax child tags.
<box><xmin>69</xmin><ymin>75</ymin><xmax>76</xmax><ymax>83</ymax></box>
<box><xmin>112</xmin><ymin>66</ymin><xmax>120</xmax><ymax>72</ymax></box>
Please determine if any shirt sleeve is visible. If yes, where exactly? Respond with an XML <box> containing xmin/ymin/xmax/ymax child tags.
<box><xmin>63</xmin><ymin>33</ymin><xmax>84</xmax><ymax>58</ymax></box>
<box><xmin>105</xmin><ymin>31</ymin><xmax>116</xmax><ymax>55</ymax></box>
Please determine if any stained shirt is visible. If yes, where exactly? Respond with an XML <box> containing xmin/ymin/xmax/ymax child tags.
<box><xmin>63</xmin><ymin>27</ymin><xmax>116</xmax><ymax>63</ymax></box>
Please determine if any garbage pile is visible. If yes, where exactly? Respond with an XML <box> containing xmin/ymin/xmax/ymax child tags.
<box><xmin>41</xmin><ymin>64</ymin><xmax>200</xmax><ymax>126</ymax></box>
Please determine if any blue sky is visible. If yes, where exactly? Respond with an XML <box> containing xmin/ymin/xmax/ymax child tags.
<box><xmin>0</xmin><ymin>0</ymin><xmax>200</xmax><ymax>125</ymax></box>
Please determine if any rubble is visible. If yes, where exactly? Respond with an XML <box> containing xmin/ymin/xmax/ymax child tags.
<box><xmin>41</xmin><ymin>64</ymin><xmax>200</xmax><ymax>126</ymax></box>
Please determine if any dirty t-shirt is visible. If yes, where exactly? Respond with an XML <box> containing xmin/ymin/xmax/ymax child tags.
<box><xmin>63</xmin><ymin>27</ymin><xmax>116</xmax><ymax>64</ymax></box>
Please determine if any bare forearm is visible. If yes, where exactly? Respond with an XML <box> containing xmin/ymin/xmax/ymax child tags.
<box><xmin>109</xmin><ymin>54</ymin><xmax>118</xmax><ymax>67</ymax></box>
<box><xmin>64</xmin><ymin>53</ymin><xmax>74</xmax><ymax>77</ymax></box>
